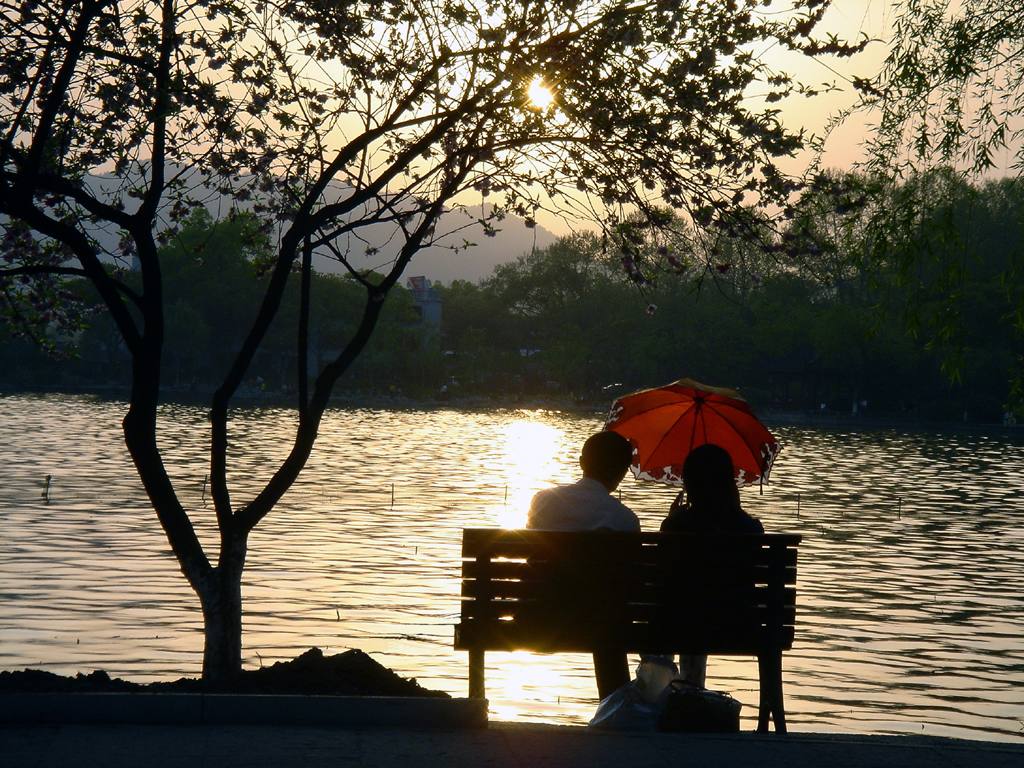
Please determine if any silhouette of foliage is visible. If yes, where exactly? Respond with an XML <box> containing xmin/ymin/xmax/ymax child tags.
<box><xmin>0</xmin><ymin>0</ymin><xmax>859</xmax><ymax>680</ymax></box>
<box><xmin>863</xmin><ymin>0</ymin><xmax>1024</xmax><ymax>176</ymax></box>
<box><xmin>848</xmin><ymin>2</ymin><xmax>1024</xmax><ymax>401</ymax></box>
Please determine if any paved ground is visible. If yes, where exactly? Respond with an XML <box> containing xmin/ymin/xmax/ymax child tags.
<box><xmin>3</xmin><ymin>723</ymin><xmax>1023</xmax><ymax>768</ymax></box>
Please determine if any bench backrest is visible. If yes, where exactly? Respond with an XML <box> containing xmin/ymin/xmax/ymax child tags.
<box><xmin>455</xmin><ymin>528</ymin><xmax>799</xmax><ymax>656</ymax></box>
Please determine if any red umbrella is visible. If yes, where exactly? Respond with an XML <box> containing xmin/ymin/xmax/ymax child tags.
<box><xmin>605</xmin><ymin>378</ymin><xmax>780</xmax><ymax>486</ymax></box>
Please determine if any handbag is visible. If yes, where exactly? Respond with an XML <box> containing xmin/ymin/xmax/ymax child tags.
<box><xmin>656</xmin><ymin>679</ymin><xmax>742</xmax><ymax>733</ymax></box>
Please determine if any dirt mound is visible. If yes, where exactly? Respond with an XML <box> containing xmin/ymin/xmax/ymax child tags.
<box><xmin>0</xmin><ymin>648</ymin><xmax>448</xmax><ymax>697</ymax></box>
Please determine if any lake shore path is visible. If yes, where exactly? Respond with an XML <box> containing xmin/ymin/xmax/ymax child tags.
<box><xmin>4</xmin><ymin>722</ymin><xmax>1023</xmax><ymax>768</ymax></box>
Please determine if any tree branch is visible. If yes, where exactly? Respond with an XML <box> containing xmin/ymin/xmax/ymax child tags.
<box><xmin>0</xmin><ymin>263</ymin><xmax>143</xmax><ymax>308</ymax></box>
<box><xmin>280</xmin><ymin>48</ymin><xmax>455</xmax><ymax>242</ymax></box>
<box><xmin>81</xmin><ymin>43</ymin><xmax>158</xmax><ymax>75</ymax></box>
<box><xmin>209</xmin><ymin>243</ymin><xmax>296</xmax><ymax>527</ymax></box>
<box><xmin>136</xmin><ymin>0</ymin><xmax>176</xmax><ymax>225</ymax></box>
<box><xmin>297</xmin><ymin>234</ymin><xmax>312</xmax><ymax>418</ymax></box>
<box><xmin>320</xmin><ymin>239</ymin><xmax>374</xmax><ymax>289</ymax></box>
<box><xmin>19</xmin><ymin>1</ymin><xmax>101</xmax><ymax>189</ymax></box>
<box><xmin>1</xmin><ymin>163</ymin><xmax>136</xmax><ymax>230</ymax></box>
<box><xmin>0</xmin><ymin>37</ymin><xmax>53</xmax><ymax>169</ymax></box>
<box><xmin>122</xmin><ymin>402</ymin><xmax>212</xmax><ymax>593</ymax></box>
<box><xmin>0</xmin><ymin>197</ymin><xmax>142</xmax><ymax>353</ymax></box>
<box><xmin>117</xmin><ymin>223</ymin><xmax>212</xmax><ymax>585</ymax></box>
<box><xmin>204</xmin><ymin>57</ymin><xmax>483</xmax><ymax>526</ymax></box>
<box><xmin>308</xmin><ymin>92</ymin><xmax>489</xmax><ymax>231</ymax></box>
<box><xmin>234</xmin><ymin>138</ymin><xmax>480</xmax><ymax>533</ymax></box>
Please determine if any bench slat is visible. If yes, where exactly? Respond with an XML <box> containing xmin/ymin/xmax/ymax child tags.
<box><xmin>463</xmin><ymin>528</ymin><xmax>799</xmax><ymax>553</ymax></box>
<box><xmin>459</xmin><ymin>600</ymin><xmax>797</xmax><ymax>627</ymax></box>
<box><xmin>455</xmin><ymin>619</ymin><xmax>796</xmax><ymax>654</ymax></box>
<box><xmin>461</xmin><ymin>578</ymin><xmax>797</xmax><ymax>605</ymax></box>
<box><xmin>461</xmin><ymin>562</ymin><xmax>798</xmax><ymax>587</ymax></box>
<box><xmin>464</xmin><ymin>528</ymin><xmax>801</xmax><ymax>549</ymax></box>
<box><xmin>462</xmin><ymin>551</ymin><xmax>797</xmax><ymax>570</ymax></box>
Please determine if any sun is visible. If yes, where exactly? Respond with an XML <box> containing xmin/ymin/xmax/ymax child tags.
<box><xmin>526</xmin><ymin>76</ymin><xmax>555</xmax><ymax>110</ymax></box>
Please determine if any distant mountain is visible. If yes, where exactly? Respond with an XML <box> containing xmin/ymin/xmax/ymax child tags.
<box><xmin>315</xmin><ymin>205</ymin><xmax>558</xmax><ymax>285</ymax></box>
<box><xmin>77</xmin><ymin>171</ymin><xmax>557</xmax><ymax>285</ymax></box>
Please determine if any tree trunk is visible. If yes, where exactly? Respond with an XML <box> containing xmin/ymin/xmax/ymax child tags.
<box><xmin>199</xmin><ymin>533</ymin><xmax>248</xmax><ymax>683</ymax></box>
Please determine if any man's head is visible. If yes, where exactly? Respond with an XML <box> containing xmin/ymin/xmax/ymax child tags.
<box><xmin>580</xmin><ymin>431</ymin><xmax>634</xmax><ymax>491</ymax></box>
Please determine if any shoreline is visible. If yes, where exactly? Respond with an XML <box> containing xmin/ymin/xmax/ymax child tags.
<box><xmin>3</xmin><ymin>385</ymin><xmax>1021</xmax><ymax>434</ymax></box>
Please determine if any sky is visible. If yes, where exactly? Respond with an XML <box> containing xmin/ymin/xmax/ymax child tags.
<box><xmin>523</xmin><ymin>0</ymin><xmax>897</xmax><ymax>236</ymax></box>
<box><xmin>525</xmin><ymin>1</ymin><xmax>1019</xmax><ymax>237</ymax></box>
<box><xmin>44</xmin><ymin>2</ymin><xmax>1021</xmax><ymax>277</ymax></box>
<box><xmin>776</xmin><ymin>0</ymin><xmax>892</xmax><ymax>168</ymax></box>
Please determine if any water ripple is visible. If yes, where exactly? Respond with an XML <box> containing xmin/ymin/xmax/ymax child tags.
<box><xmin>0</xmin><ymin>395</ymin><xmax>1022</xmax><ymax>740</ymax></box>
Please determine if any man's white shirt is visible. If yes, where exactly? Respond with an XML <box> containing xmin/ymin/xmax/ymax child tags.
<box><xmin>526</xmin><ymin>477</ymin><xmax>640</xmax><ymax>532</ymax></box>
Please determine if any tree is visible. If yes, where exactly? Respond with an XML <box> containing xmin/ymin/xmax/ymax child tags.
<box><xmin>0</xmin><ymin>0</ymin><xmax>858</xmax><ymax>681</ymax></box>
<box><xmin>865</xmin><ymin>0</ymin><xmax>1024</xmax><ymax>177</ymax></box>
<box><xmin>853</xmin><ymin>1</ymin><xmax>1024</xmax><ymax>406</ymax></box>
<box><xmin>769</xmin><ymin>167</ymin><xmax>1022</xmax><ymax>416</ymax></box>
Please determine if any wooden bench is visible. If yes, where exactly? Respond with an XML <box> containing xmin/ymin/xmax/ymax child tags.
<box><xmin>454</xmin><ymin>528</ymin><xmax>800</xmax><ymax>732</ymax></box>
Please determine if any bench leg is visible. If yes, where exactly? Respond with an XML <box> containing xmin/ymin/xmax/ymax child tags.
<box><xmin>469</xmin><ymin>648</ymin><xmax>485</xmax><ymax>699</ymax></box>
<box><xmin>757</xmin><ymin>651</ymin><xmax>786</xmax><ymax>733</ymax></box>
<box><xmin>773</xmin><ymin>654</ymin><xmax>788</xmax><ymax>734</ymax></box>
<box><xmin>757</xmin><ymin>653</ymin><xmax>770</xmax><ymax>733</ymax></box>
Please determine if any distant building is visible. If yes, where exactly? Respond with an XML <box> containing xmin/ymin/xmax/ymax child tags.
<box><xmin>406</xmin><ymin>275</ymin><xmax>442</xmax><ymax>329</ymax></box>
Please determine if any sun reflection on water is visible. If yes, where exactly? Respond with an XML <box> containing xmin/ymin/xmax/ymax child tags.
<box><xmin>485</xmin><ymin>651</ymin><xmax>584</xmax><ymax>721</ymax></box>
<box><xmin>491</xmin><ymin>418</ymin><xmax>566</xmax><ymax>528</ymax></box>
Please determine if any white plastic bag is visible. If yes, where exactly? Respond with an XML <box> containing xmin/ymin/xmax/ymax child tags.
<box><xmin>588</xmin><ymin>656</ymin><xmax>679</xmax><ymax>731</ymax></box>
<box><xmin>634</xmin><ymin>655</ymin><xmax>678</xmax><ymax>703</ymax></box>
<box><xmin>588</xmin><ymin>680</ymin><xmax>659</xmax><ymax>730</ymax></box>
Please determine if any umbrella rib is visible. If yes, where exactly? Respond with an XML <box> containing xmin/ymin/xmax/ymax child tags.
<box><xmin>690</xmin><ymin>402</ymin><xmax>703</xmax><ymax>453</ymax></box>
<box><xmin>607</xmin><ymin>384</ymin><xmax>702</xmax><ymax>425</ymax></box>
<box><xmin>713</xmin><ymin>400</ymin><xmax>756</xmax><ymax>416</ymax></box>
<box><xmin>710</xmin><ymin>404</ymin><xmax>771</xmax><ymax>477</ymax></box>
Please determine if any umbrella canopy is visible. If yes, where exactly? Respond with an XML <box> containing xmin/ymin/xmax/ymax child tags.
<box><xmin>605</xmin><ymin>378</ymin><xmax>780</xmax><ymax>486</ymax></box>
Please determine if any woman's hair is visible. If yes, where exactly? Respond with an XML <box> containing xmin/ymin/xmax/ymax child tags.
<box><xmin>682</xmin><ymin>443</ymin><xmax>741</xmax><ymax>515</ymax></box>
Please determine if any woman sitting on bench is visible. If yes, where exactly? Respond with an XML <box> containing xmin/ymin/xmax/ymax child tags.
<box><xmin>660</xmin><ymin>443</ymin><xmax>764</xmax><ymax>686</ymax></box>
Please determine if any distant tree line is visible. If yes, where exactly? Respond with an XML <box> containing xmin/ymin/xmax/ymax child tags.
<box><xmin>438</xmin><ymin>171</ymin><xmax>1021</xmax><ymax>421</ymax></box>
<box><xmin>4</xmin><ymin>174</ymin><xmax>1021</xmax><ymax>422</ymax></box>
<box><xmin>2</xmin><ymin>209</ymin><xmax>441</xmax><ymax>399</ymax></box>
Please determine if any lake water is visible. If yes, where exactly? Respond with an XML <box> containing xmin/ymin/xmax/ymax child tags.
<box><xmin>0</xmin><ymin>394</ymin><xmax>1022</xmax><ymax>741</ymax></box>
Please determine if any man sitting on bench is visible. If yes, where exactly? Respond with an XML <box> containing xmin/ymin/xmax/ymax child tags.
<box><xmin>526</xmin><ymin>430</ymin><xmax>639</xmax><ymax>699</ymax></box>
